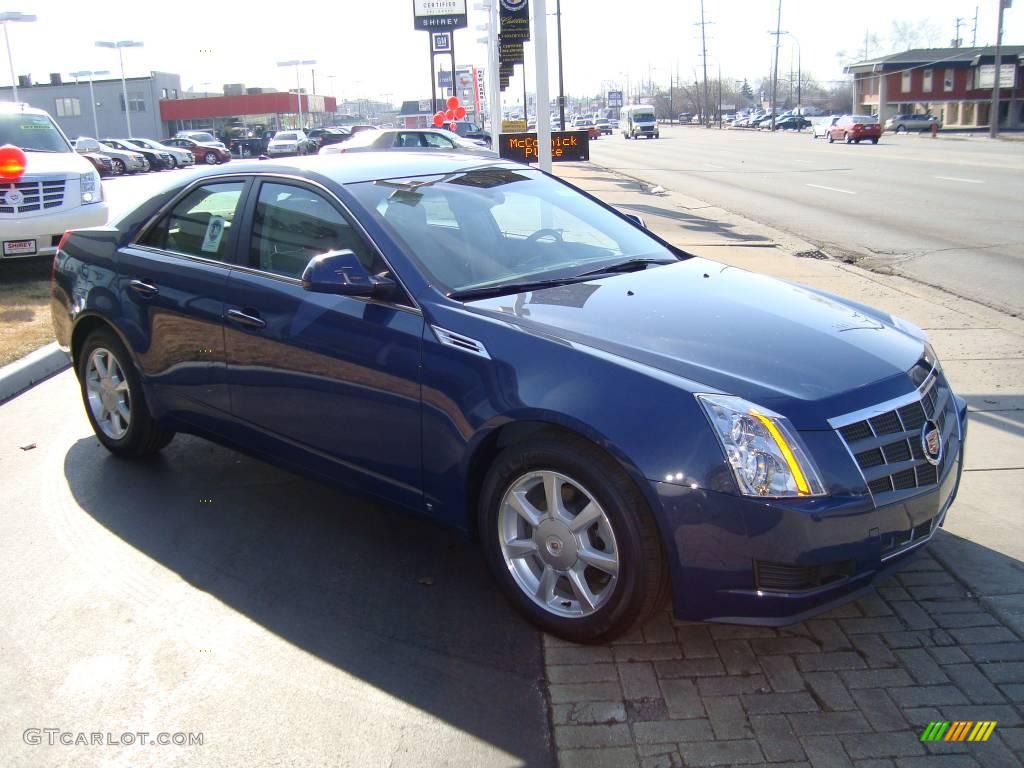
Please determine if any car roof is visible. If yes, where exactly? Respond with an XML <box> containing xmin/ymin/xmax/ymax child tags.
<box><xmin>197</xmin><ymin>153</ymin><xmax>522</xmax><ymax>185</ymax></box>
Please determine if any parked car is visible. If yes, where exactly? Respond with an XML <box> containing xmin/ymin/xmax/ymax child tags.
<box><xmin>812</xmin><ymin>116</ymin><xmax>840</xmax><ymax>139</ymax></box>
<box><xmin>50</xmin><ymin>152</ymin><xmax>967</xmax><ymax>643</ymax></box>
<box><xmin>74</xmin><ymin>137</ymin><xmax>148</xmax><ymax>175</ymax></box>
<box><xmin>318</xmin><ymin>128</ymin><xmax>496</xmax><ymax>157</ymax></box>
<box><xmin>102</xmin><ymin>138</ymin><xmax>173</xmax><ymax>171</ymax></box>
<box><xmin>775</xmin><ymin>116</ymin><xmax>811</xmax><ymax>131</ymax></box>
<box><xmin>175</xmin><ymin>130</ymin><xmax>227</xmax><ymax>149</ymax></box>
<box><xmin>0</xmin><ymin>102</ymin><xmax>106</xmax><ymax>260</ymax></box>
<box><xmin>163</xmin><ymin>136</ymin><xmax>232</xmax><ymax>165</ymax></box>
<box><xmin>308</xmin><ymin>127</ymin><xmax>353</xmax><ymax>149</ymax></box>
<box><xmin>127</xmin><ymin>137</ymin><xmax>195</xmax><ymax>168</ymax></box>
<box><xmin>828</xmin><ymin>115</ymin><xmax>881</xmax><ymax>144</ymax></box>
<box><xmin>78</xmin><ymin>149</ymin><xmax>114</xmax><ymax>177</ymax></box>
<box><xmin>884</xmin><ymin>114</ymin><xmax>942</xmax><ymax>134</ymax></box>
<box><xmin>445</xmin><ymin>120</ymin><xmax>491</xmax><ymax>147</ymax></box>
<box><xmin>677</xmin><ymin>112</ymin><xmax>693</xmax><ymax>123</ymax></box>
<box><xmin>266</xmin><ymin>130</ymin><xmax>312</xmax><ymax>157</ymax></box>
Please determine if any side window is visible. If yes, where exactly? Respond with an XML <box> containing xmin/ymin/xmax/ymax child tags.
<box><xmin>141</xmin><ymin>181</ymin><xmax>245</xmax><ymax>261</ymax></box>
<box><xmin>250</xmin><ymin>182</ymin><xmax>378</xmax><ymax>279</ymax></box>
<box><xmin>422</xmin><ymin>132</ymin><xmax>455</xmax><ymax>149</ymax></box>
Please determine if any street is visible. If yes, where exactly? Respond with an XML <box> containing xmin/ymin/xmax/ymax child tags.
<box><xmin>589</xmin><ymin>126</ymin><xmax>1024</xmax><ymax>317</ymax></box>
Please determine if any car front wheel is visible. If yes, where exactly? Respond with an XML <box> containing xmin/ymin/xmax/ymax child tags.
<box><xmin>896</xmin><ymin>125</ymin><xmax>907</xmax><ymax>134</ymax></box>
<box><xmin>844</xmin><ymin>132</ymin><xmax>852</xmax><ymax>144</ymax></box>
<box><xmin>827</xmin><ymin>132</ymin><xmax>834</xmax><ymax>143</ymax></box>
<box><xmin>479</xmin><ymin>433</ymin><xmax>668</xmax><ymax>643</ymax></box>
<box><xmin>79</xmin><ymin>329</ymin><xmax>175</xmax><ymax>458</ymax></box>
<box><xmin>203</xmin><ymin>151</ymin><xmax>218</xmax><ymax>164</ymax></box>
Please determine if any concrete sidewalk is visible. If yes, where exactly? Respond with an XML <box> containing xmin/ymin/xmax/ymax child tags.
<box><xmin>546</xmin><ymin>161</ymin><xmax>1024</xmax><ymax>768</ymax></box>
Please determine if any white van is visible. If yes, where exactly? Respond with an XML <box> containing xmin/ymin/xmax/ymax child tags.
<box><xmin>620</xmin><ymin>105</ymin><xmax>659</xmax><ymax>139</ymax></box>
<box><xmin>0</xmin><ymin>103</ymin><xmax>107</xmax><ymax>260</ymax></box>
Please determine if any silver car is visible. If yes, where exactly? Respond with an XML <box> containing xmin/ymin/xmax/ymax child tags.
<box><xmin>884</xmin><ymin>114</ymin><xmax>942</xmax><ymax>133</ymax></box>
<box><xmin>74</xmin><ymin>136</ymin><xmax>148</xmax><ymax>174</ymax></box>
<box><xmin>811</xmin><ymin>116</ymin><xmax>840</xmax><ymax>139</ymax></box>
<box><xmin>128</xmin><ymin>137</ymin><xmax>195</xmax><ymax>168</ymax></box>
<box><xmin>319</xmin><ymin>128</ymin><xmax>496</xmax><ymax>157</ymax></box>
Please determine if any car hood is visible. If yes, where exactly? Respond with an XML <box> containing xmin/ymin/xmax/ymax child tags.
<box><xmin>461</xmin><ymin>258</ymin><xmax>925</xmax><ymax>429</ymax></box>
<box><xmin>19</xmin><ymin>151</ymin><xmax>95</xmax><ymax>175</ymax></box>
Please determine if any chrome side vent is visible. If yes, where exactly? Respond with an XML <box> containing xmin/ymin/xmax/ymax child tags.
<box><xmin>431</xmin><ymin>326</ymin><xmax>491</xmax><ymax>359</ymax></box>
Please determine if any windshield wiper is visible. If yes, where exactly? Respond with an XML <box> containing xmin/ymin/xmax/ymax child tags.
<box><xmin>449</xmin><ymin>275</ymin><xmax>591</xmax><ymax>300</ymax></box>
<box><xmin>577</xmin><ymin>257</ymin><xmax>677</xmax><ymax>277</ymax></box>
<box><xmin>22</xmin><ymin>148</ymin><xmax>58</xmax><ymax>153</ymax></box>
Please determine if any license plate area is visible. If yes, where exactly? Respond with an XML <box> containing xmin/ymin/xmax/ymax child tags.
<box><xmin>3</xmin><ymin>239</ymin><xmax>37</xmax><ymax>256</ymax></box>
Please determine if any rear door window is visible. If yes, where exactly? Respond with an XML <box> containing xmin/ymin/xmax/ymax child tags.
<box><xmin>141</xmin><ymin>181</ymin><xmax>246</xmax><ymax>261</ymax></box>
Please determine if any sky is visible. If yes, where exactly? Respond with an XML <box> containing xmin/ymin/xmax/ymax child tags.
<box><xmin>3</xmin><ymin>0</ymin><xmax>1020</xmax><ymax>109</ymax></box>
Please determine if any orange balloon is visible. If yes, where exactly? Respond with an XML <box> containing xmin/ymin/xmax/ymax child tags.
<box><xmin>445</xmin><ymin>109</ymin><xmax>455</xmax><ymax>121</ymax></box>
<box><xmin>447</xmin><ymin>96</ymin><xmax>460</xmax><ymax>110</ymax></box>
<box><xmin>432</xmin><ymin>113</ymin><xmax>445</xmax><ymax>127</ymax></box>
<box><xmin>454</xmin><ymin>106</ymin><xmax>467</xmax><ymax>119</ymax></box>
<box><xmin>0</xmin><ymin>144</ymin><xmax>27</xmax><ymax>180</ymax></box>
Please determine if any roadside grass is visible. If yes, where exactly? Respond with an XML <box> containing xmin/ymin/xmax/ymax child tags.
<box><xmin>0</xmin><ymin>260</ymin><xmax>54</xmax><ymax>368</ymax></box>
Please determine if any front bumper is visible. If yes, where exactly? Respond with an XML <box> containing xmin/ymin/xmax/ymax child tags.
<box><xmin>1</xmin><ymin>203</ymin><xmax>109</xmax><ymax>258</ymax></box>
<box><xmin>654</xmin><ymin>396</ymin><xmax>967</xmax><ymax>624</ymax></box>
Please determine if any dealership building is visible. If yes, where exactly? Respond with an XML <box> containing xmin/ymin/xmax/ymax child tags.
<box><xmin>846</xmin><ymin>46</ymin><xmax>1024</xmax><ymax>129</ymax></box>
<box><xmin>0</xmin><ymin>71</ymin><xmax>183</xmax><ymax>139</ymax></box>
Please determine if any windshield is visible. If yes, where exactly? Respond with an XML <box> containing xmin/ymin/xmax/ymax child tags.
<box><xmin>633</xmin><ymin>111</ymin><xmax>656</xmax><ymax>122</ymax></box>
<box><xmin>348</xmin><ymin>168</ymin><xmax>679</xmax><ymax>296</ymax></box>
<box><xmin>184</xmin><ymin>132</ymin><xmax>216</xmax><ymax>142</ymax></box>
<box><xmin>0</xmin><ymin>112</ymin><xmax>72</xmax><ymax>152</ymax></box>
<box><xmin>275</xmin><ymin>132</ymin><xmax>298</xmax><ymax>140</ymax></box>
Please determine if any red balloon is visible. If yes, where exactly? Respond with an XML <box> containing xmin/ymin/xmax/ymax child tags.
<box><xmin>448</xmin><ymin>122</ymin><xmax>458</xmax><ymax>132</ymax></box>
<box><xmin>454</xmin><ymin>106</ymin><xmax>467</xmax><ymax>120</ymax></box>
<box><xmin>445</xmin><ymin>109</ymin><xmax>455</xmax><ymax>121</ymax></box>
<box><xmin>432</xmin><ymin>113</ymin><xmax>445</xmax><ymax>127</ymax></box>
<box><xmin>447</xmin><ymin>96</ymin><xmax>460</xmax><ymax>110</ymax></box>
<box><xmin>0</xmin><ymin>144</ymin><xmax>27</xmax><ymax>181</ymax></box>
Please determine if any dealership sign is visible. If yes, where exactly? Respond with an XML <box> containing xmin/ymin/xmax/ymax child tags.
<box><xmin>413</xmin><ymin>0</ymin><xmax>467</xmax><ymax>30</ymax></box>
<box><xmin>498</xmin><ymin>131</ymin><xmax>590</xmax><ymax>163</ymax></box>
<box><xmin>499</xmin><ymin>0</ymin><xmax>530</xmax><ymax>43</ymax></box>
<box><xmin>978</xmin><ymin>64</ymin><xmax>1016</xmax><ymax>89</ymax></box>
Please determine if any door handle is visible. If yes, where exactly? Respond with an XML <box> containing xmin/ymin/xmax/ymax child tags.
<box><xmin>129</xmin><ymin>279</ymin><xmax>159</xmax><ymax>297</ymax></box>
<box><xmin>225</xmin><ymin>308</ymin><xmax>267</xmax><ymax>329</ymax></box>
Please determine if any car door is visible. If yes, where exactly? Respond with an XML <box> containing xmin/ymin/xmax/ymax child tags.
<box><xmin>122</xmin><ymin>177</ymin><xmax>250</xmax><ymax>418</ymax></box>
<box><xmin>223</xmin><ymin>178</ymin><xmax>424</xmax><ymax>508</ymax></box>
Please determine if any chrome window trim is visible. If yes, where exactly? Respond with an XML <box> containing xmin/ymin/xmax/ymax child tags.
<box><xmin>130</xmin><ymin>171</ymin><xmax>422</xmax><ymax>314</ymax></box>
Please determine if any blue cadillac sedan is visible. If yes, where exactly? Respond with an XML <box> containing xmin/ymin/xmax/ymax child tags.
<box><xmin>51</xmin><ymin>154</ymin><xmax>967</xmax><ymax>643</ymax></box>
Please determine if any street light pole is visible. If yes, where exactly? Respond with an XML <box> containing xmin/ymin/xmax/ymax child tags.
<box><xmin>989</xmin><ymin>0</ymin><xmax>1008</xmax><ymax>139</ymax></box>
<box><xmin>555</xmin><ymin>0</ymin><xmax>565</xmax><ymax>130</ymax></box>
<box><xmin>96</xmin><ymin>40</ymin><xmax>144</xmax><ymax>136</ymax></box>
<box><xmin>70</xmin><ymin>69</ymin><xmax>110</xmax><ymax>137</ymax></box>
<box><xmin>277</xmin><ymin>59</ymin><xmax>316</xmax><ymax>130</ymax></box>
<box><xmin>769</xmin><ymin>0</ymin><xmax>782</xmax><ymax>131</ymax></box>
<box><xmin>2</xmin><ymin>12</ymin><xmax>37</xmax><ymax>103</ymax></box>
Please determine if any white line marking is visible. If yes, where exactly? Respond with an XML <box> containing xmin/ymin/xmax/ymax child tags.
<box><xmin>933</xmin><ymin>176</ymin><xmax>982</xmax><ymax>184</ymax></box>
<box><xmin>806</xmin><ymin>183</ymin><xmax>856</xmax><ymax>195</ymax></box>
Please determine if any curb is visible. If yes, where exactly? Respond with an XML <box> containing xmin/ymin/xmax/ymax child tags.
<box><xmin>0</xmin><ymin>342</ymin><xmax>71</xmax><ymax>405</ymax></box>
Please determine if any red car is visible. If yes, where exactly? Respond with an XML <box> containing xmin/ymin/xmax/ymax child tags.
<box><xmin>827</xmin><ymin>115</ymin><xmax>881</xmax><ymax>145</ymax></box>
<box><xmin>161</xmin><ymin>137</ymin><xmax>232</xmax><ymax>165</ymax></box>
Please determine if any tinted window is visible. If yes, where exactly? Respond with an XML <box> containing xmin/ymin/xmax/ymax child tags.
<box><xmin>423</xmin><ymin>132</ymin><xmax>455</xmax><ymax>149</ymax></box>
<box><xmin>0</xmin><ymin>112</ymin><xmax>71</xmax><ymax>152</ymax></box>
<box><xmin>141</xmin><ymin>182</ymin><xmax>245</xmax><ymax>261</ymax></box>
<box><xmin>350</xmin><ymin>168</ymin><xmax>676</xmax><ymax>293</ymax></box>
<box><xmin>394</xmin><ymin>132</ymin><xmax>425</xmax><ymax>148</ymax></box>
<box><xmin>249</xmin><ymin>182</ymin><xmax>378</xmax><ymax>279</ymax></box>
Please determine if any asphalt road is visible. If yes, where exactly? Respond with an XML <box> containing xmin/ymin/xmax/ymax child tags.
<box><xmin>0</xmin><ymin>372</ymin><xmax>553</xmax><ymax>768</ymax></box>
<box><xmin>589</xmin><ymin>126</ymin><xmax>1024</xmax><ymax>317</ymax></box>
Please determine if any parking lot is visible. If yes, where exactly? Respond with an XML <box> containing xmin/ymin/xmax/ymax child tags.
<box><xmin>2</xmin><ymin>151</ymin><xmax>1023</xmax><ymax>768</ymax></box>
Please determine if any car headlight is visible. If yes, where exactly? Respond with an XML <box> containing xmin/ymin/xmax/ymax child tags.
<box><xmin>889</xmin><ymin>314</ymin><xmax>929</xmax><ymax>342</ymax></box>
<box><xmin>697</xmin><ymin>394</ymin><xmax>826</xmax><ymax>498</ymax></box>
<box><xmin>80</xmin><ymin>171</ymin><xmax>101</xmax><ymax>204</ymax></box>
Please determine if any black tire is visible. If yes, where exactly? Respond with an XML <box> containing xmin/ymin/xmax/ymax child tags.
<box><xmin>203</xmin><ymin>151</ymin><xmax>218</xmax><ymax>165</ymax></box>
<box><xmin>844</xmin><ymin>132</ymin><xmax>852</xmax><ymax>144</ymax></box>
<box><xmin>78</xmin><ymin>328</ymin><xmax>175</xmax><ymax>458</ymax></box>
<box><xmin>111</xmin><ymin>158</ymin><xmax>126</xmax><ymax>175</ymax></box>
<box><xmin>870</xmin><ymin>138</ymin><xmax>879</xmax><ymax>144</ymax></box>
<box><xmin>827</xmin><ymin>132</ymin><xmax>834</xmax><ymax>144</ymax></box>
<box><xmin>478</xmin><ymin>432</ymin><xmax>669</xmax><ymax>643</ymax></box>
<box><xmin>896</xmin><ymin>125</ymin><xmax>907</xmax><ymax>134</ymax></box>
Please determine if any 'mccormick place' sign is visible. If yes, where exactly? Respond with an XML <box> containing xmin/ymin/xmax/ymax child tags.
<box><xmin>498</xmin><ymin>131</ymin><xmax>589</xmax><ymax>163</ymax></box>
<box><xmin>413</xmin><ymin>0</ymin><xmax>468</xmax><ymax>30</ymax></box>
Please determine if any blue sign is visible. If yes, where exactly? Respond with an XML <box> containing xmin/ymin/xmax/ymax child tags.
<box><xmin>608</xmin><ymin>90</ymin><xmax>623</xmax><ymax>108</ymax></box>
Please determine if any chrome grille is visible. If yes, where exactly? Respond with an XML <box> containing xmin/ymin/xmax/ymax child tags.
<box><xmin>831</xmin><ymin>363</ymin><xmax>959</xmax><ymax>505</ymax></box>
<box><xmin>1</xmin><ymin>178</ymin><xmax>67</xmax><ymax>214</ymax></box>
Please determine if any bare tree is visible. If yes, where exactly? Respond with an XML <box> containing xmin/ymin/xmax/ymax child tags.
<box><xmin>889</xmin><ymin>19</ymin><xmax>943</xmax><ymax>51</ymax></box>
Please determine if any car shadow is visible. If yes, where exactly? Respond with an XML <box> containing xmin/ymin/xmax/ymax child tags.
<box><xmin>615</xmin><ymin>202</ymin><xmax>771</xmax><ymax>243</ymax></box>
<box><xmin>62</xmin><ymin>433</ymin><xmax>554</xmax><ymax>767</ymax></box>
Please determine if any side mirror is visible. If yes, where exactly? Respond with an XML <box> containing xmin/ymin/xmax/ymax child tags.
<box><xmin>621</xmin><ymin>213</ymin><xmax>647</xmax><ymax>229</ymax></box>
<box><xmin>301</xmin><ymin>249</ymin><xmax>396</xmax><ymax>299</ymax></box>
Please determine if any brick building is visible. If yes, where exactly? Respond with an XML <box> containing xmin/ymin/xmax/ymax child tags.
<box><xmin>845</xmin><ymin>46</ymin><xmax>1023</xmax><ymax>129</ymax></box>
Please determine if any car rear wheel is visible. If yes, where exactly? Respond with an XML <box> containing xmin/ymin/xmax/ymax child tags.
<box><xmin>896</xmin><ymin>125</ymin><xmax>907</xmax><ymax>134</ymax></box>
<box><xmin>844</xmin><ymin>132</ymin><xmax>852</xmax><ymax>144</ymax></box>
<box><xmin>827</xmin><ymin>132</ymin><xmax>834</xmax><ymax>143</ymax></box>
<box><xmin>479</xmin><ymin>433</ymin><xmax>668</xmax><ymax>643</ymax></box>
<box><xmin>870</xmin><ymin>138</ymin><xmax>879</xmax><ymax>144</ymax></box>
<box><xmin>203</xmin><ymin>151</ymin><xmax>218</xmax><ymax>165</ymax></box>
<box><xmin>79</xmin><ymin>329</ymin><xmax>175</xmax><ymax>458</ymax></box>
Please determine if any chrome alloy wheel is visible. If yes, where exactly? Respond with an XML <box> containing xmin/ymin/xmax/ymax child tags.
<box><xmin>498</xmin><ymin>471</ymin><xmax>620</xmax><ymax>618</ymax></box>
<box><xmin>85</xmin><ymin>347</ymin><xmax>131</xmax><ymax>440</ymax></box>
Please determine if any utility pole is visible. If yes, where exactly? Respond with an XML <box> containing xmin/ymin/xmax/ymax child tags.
<box><xmin>972</xmin><ymin>5</ymin><xmax>979</xmax><ymax>46</ymax></box>
<box><xmin>699</xmin><ymin>0</ymin><xmax>710</xmax><ymax>126</ymax></box>
<box><xmin>770</xmin><ymin>0</ymin><xmax>782</xmax><ymax>131</ymax></box>
<box><xmin>556</xmin><ymin>0</ymin><xmax>566</xmax><ymax>130</ymax></box>
<box><xmin>989</xmin><ymin>0</ymin><xmax>1007</xmax><ymax>139</ymax></box>
<box><xmin>954</xmin><ymin>17</ymin><xmax>964</xmax><ymax>47</ymax></box>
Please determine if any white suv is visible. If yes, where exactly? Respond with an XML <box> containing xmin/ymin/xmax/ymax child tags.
<box><xmin>0</xmin><ymin>103</ymin><xmax>108</xmax><ymax>259</ymax></box>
